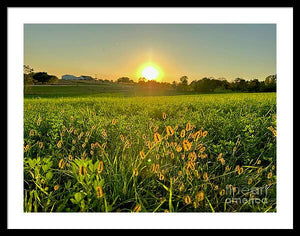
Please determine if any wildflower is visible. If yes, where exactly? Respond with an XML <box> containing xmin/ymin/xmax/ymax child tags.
<box><xmin>79</xmin><ymin>165</ymin><xmax>87</xmax><ymax>176</ymax></box>
<box><xmin>24</xmin><ymin>144</ymin><xmax>30</xmax><ymax>152</ymax></box>
<box><xmin>82</xmin><ymin>143</ymin><xmax>86</xmax><ymax>148</ymax></box>
<box><xmin>120</xmin><ymin>134</ymin><xmax>125</xmax><ymax>142</ymax></box>
<box><xmin>170</xmin><ymin>152</ymin><xmax>175</xmax><ymax>159</ymax></box>
<box><xmin>96</xmin><ymin>186</ymin><xmax>104</xmax><ymax>198</ymax></box>
<box><xmin>164</xmin><ymin>209</ymin><xmax>169</xmax><ymax>213</ymax></box>
<box><xmin>57</xmin><ymin>140</ymin><xmax>63</xmax><ymax>148</ymax></box>
<box><xmin>166</xmin><ymin>126</ymin><xmax>174</xmax><ymax>136</ymax></box>
<box><xmin>196</xmin><ymin>143</ymin><xmax>203</xmax><ymax>150</ymax></box>
<box><xmin>84</xmin><ymin>137</ymin><xmax>89</xmax><ymax>143</ymax></box>
<box><xmin>237</xmin><ymin>167</ymin><xmax>244</xmax><ymax>175</ymax></box>
<box><xmin>85</xmin><ymin>131</ymin><xmax>90</xmax><ymax>136</ymax></box>
<box><xmin>72</xmin><ymin>139</ymin><xmax>76</xmax><ymax>144</ymax></box>
<box><xmin>140</xmin><ymin>150</ymin><xmax>146</xmax><ymax>160</ymax></box>
<box><xmin>188</xmin><ymin>152</ymin><xmax>197</xmax><ymax>162</ymax></box>
<box><xmin>112</xmin><ymin>118</ymin><xmax>117</xmax><ymax>125</ymax></box>
<box><xmin>181</xmin><ymin>154</ymin><xmax>185</xmax><ymax>160</ymax></box>
<box><xmin>180</xmin><ymin>129</ymin><xmax>186</xmax><ymax>138</ymax></box>
<box><xmin>153</xmin><ymin>125</ymin><xmax>159</xmax><ymax>132</ymax></box>
<box><xmin>97</xmin><ymin>161</ymin><xmax>104</xmax><ymax>174</ymax></box>
<box><xmin>202</xmin><ymin>131</ymin><xmax>208</xmax><ymax>137</ymax></box>
<box><xmin>220</xmin><ymin>158</ymin><xmax>225</xmax><ymax>165</ymax></box>
<box><xmin>196</xmin><ymin>191</ymin><xmax>204</xmax><ymax>201</ymax></box>
<box><xmin>257</xmin><ymin>160</ymin><xmax>261</xmax><ymax>165</ymax></box>
<box><xmin>186</xmin><ymin>122</ymin><xmax>192</xmax><ymax>131</ymax></box>
<box><xmin>182</xmin><ymin>139</ymin><xmax>191</xmax><ymax>151</ymax></box>
<box><xmin>102</xmin><ymin>143</ymin><xmax>106</xmax><ymax>149</ymax></box>
<box><xmin>199</xmin><ymin>147</ymin><xmax>206</xmax><ymax>153</ymax></box>
<box><xmin>133</xmin><ymin>168</ymin><xmax>138</xmax><ymax>177</ymax></box>
<box><xmin>58</xmin><ymin>159</ymin><xmax>65</xmax><ymax>169</ymax></box>
<box><xmin>162</xmin><ymin>112</ymin><xmax>167</xmax><ymax>120</ymax></box>
<box><xmin>267</xmin><ymin>172</ymin><xmax>273</xmax><ymax>179</ymax></box>
<box><xmin>203</xmin><ymin>172</ymin><xmax>209</xmax><ymax>181</ymax></box>
<box><xmin>184</xmin><ymin>195</ymin><xmax>191</xmax><ymax>205</ymax></box>
<box><xmin>193</xmin><ymin>201</ymin><xmax>199</xmax><ymax>209</ymax></box>
<box><xmin>68</xmin><ymin>154</ymin><xmax>73</xmax><ymax>161</ymax></box>
<box><xmin>154</xmin><ymin>132</ymin><xmax>162</xmax><ymax>143</ymax></box>
<box><xmin>272</xmin><ymin>165</ymin><xmax>275</xmax><ymax>170</ymax></box>
<box><xmin>101</xmin><ymin>130</ymin><xmax>107</xmax><ymax>138</ymax></box>
<box><xmin>176</xmin><ymin>145</ymin><xmax>182</xmax><ymax>152</ymax></box>
<box><xmin>37</xmin><ymin>117</ymin><xmax>42</xmax><ymax>126</ymax></box>
<box><xmin>54</xmin><ymin>185</ymin><xmax>60</xmax><ymax>191</ymax></box>
<box><xmin>179</xmin><ymin>183</ymin><xmax>185</xmax><ymax>192</ymax></box>
<box><xmin>132</xmin><ymin>204</ymin><xmax>142</xmax><ymax>213</ymax></box>
<box><xmin>29</xmin><ymin>130</ymin><xmax>35</xmax><ymax>136</ymax></box>
<box><xmin>195</xmin><ymin>170</ymin><xmax>201</xmax><ymax>179</ymax></box>
<box><xmin>248</xmin><ymin>178</ymin><xmax>253</xmax><ymax>185</ymax></box>
<box><xmin>194</xmin><ymin>130</ymin><xmax>202</xmax><ymax>141</ymax></box>
<box><xmin>38</xmin><ymin>141</ymin><xmax>43</xmax><ymax>149</ymax></box>
<box><xmin>219</xmin><ymin>189</ymin><xmax>226</xmax><ymax>196</ymax></box>
<box><xmin>225</xmin><ymin>165</ymin><xmax>230</xmax><ymax>171</ymax></box>
<box><xmin>159</xmin><ymin>173</ymin><xmax>165</xmax><ymax>180</ymax></box>
<box><xmin>257</xmin><ymin>166</ymin><xmax>263</xmax><ymax>174</ymax></box>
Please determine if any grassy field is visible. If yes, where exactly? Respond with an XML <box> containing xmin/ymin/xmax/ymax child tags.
<box><xmin>23</xmin><ymin>92</ymin><xmax>276</xmax><ymax>212</ymax></box>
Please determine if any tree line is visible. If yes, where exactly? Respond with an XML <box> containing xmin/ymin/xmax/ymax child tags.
<box><xmin>24</xmin><ymin>65</ymin><xmax>276</xmax><ymax>93</ymax></box>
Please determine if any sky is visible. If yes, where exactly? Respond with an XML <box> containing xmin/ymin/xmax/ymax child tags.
<box><xmin>24</xmin><ymin>24</ymin><xmax>276</xmax><ymax>82</ymax></box>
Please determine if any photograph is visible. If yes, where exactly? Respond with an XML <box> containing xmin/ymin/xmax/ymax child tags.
<box><xmin>23</xmin><ymin>23</ymin><xmax>277</xmax><ymax>213</ymax></box>
<box><xmin>6</xmin><ymin>6</ymin><xmax>293</xmax><ymax>230</ymax></box>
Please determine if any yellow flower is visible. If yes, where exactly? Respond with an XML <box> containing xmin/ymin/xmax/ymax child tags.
<box><xmin>257</xmin><ymin>160</ymin><xmax>261</xmax><ymax>165</ymax></box>
<box><xmin>225</xmin><ymin>165</ymin><xmax>230</xmax><ymax>171</ymax></box>
<box><xmin>193</xmin><ymin>130</ymin><xmax>202</xmax><ymax>141</ymax></box>
<box><xmin>154</xmin><ymin>132</ymin><xmax>162</xmax><ymax>143</ymax></box>
<box><xmin>162</xmin><ymin>112</ymin><xmax>167</xmax><ymax>119</ymax></box>
<box><xmin>182</xmin><ymin>139</ymin><xmax>191</xmax><ymax>151</ymax></box>
<box><xmin>54</xmin><ymin>184</ymin><xmax>60</xmax><ymax>191</ymax></box>
<box><xmin>199</xmin><ymin>146</ymin><xmax>206</xmax><ymax>153</ymax></box>
<box><xmin>133</xmin><ymin>167</ymin><xmax>138</xmax><ymax>177</ymax></box>
<box><xmin>219</xmin><ymin>189</ymin><xmax>226</xmax><ymax>196</ymax></box>
<box><xmin>184</xmin><ymin>195</ymin><xmax>191</xmax><ymax>205</ymax></box>
<box><xmin>24</xmin><ymin>144</ymin><xmax>30</xmax><ymax>152</ymax></box>
<box><xmin>58</xmin><ymin>159</ymin><xmax>65</xmax><ymax>169</ymax></box>
<box><xmin>29</xmin><ymin>129</ymin><xmax>35</xmax><ymax>136</ymax></box>
<box><xmin>166</xmin><ymin>126</ymin><xmax>174</xmax><ymax>136</ymax></box>
<box><xmin>203</xmin><ymin>172</ymin><xmax>209</xmax><ymax>181</ymax></box>
<box><xmin>79</xmin><ymin>165</ymin><xmax>87</xmax><ymax>176</ymax></box>
<box><xmin>97</xmin><ymin>161</ymin><xmax>104</xmax><ymax>174</ymax></box>
<box><xmin>179</xmin><ymin>182</ymin><xmax>185</xmax><ymax>192</ymax></box>
<box><xmin>159</xmin><ymin>173</ymin><xmax>165</xmax><ymax>181</ymax></box>
<box><xmin>196</xmin><ymin>191</ymin><xmax>205</xmax><ymax>201</ymax></box>
<box><xmin>140</xmin><ymin>150</ymin><xmax>146</xmax><ymax>160</ymax></box>
<box><xmin>112</xmin><ymin>118</ymin><xmax>117</xmax><ymax>125</ymax></box>
<box><xmin>186</xmin><ymin>122</ymin><xmax>192</xmax><ymax>131</ymax></box>
<box><xmin>180</xmin><ymin>129</ymin><xmax>186</xmax><ymax>138</ymax></box>
<box><xmin>96</xmin><ymin>186</ymin><xmax>104</xmax><ymax>198</ymax></box>
<box><xmin>267</xmin><ymin>172</ymin><xmax>273</xmax><ymax>179</ymax></box>
<box><xmin>248</xmin><ymin>178</ymin><xmax>253</xmax><ymax>185</ymax></box>
<box><xmin>202</xmin><ymin>131</ymin><xmax>208</xmax><ymax>137</ymax></box>
<box><xmin>38</xmin><ymin>141</ymin><xmax>44</xmax><ymax>149</ymax></box>
<box><xmin>170</xmin><ymin>152</ymin><xmax>175</xmax><ymax>159</ymax></box>
<box><xmin>153</xmin><ymin>125</ymin><xmax>159</xmax><ymax>132</ymax></box>
<box><xmin>220</xmin><ymin>158</ymin><xmax>225</xmax><ymax>165</ymax></box>
<box><xmin>68</xmin><ymin>154</ymin><xmax>73</xmax><ymax>161</ymax></box>
<box><xmin>176</xmin><ymin>145</ymin><xmax>182</xmax><ymax>152</ymax></box>
<box><xmin>257</xmin><ymin>166</ymin><xmax>263</xmax><ymax>174</ymax></box>
<box><xmin>132</xmin><ymin>204</ymin><xmax>142</xmax><ymax>213</ymax></box>
<box><xmin>57</xmin><ymin>140</ymin><xmax>63</xmax><ymax>148</ymax></box>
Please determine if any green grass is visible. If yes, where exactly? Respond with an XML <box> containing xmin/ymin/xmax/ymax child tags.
<box><xmin>23</xmin><ymin>92</ymin><xmax>276</xmax><ymax>212</ymax></box>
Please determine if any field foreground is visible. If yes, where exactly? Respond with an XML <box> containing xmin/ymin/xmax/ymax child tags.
<box><xmin>24</xmin><ymin>93</ymin><xmax>276</xmax><ymax>212</ymax></box>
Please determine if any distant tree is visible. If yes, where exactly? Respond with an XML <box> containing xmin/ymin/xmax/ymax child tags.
<box><xmin>117</xmin><ymin>77</ymin><xmax>133</xmax><ymax>83</ymax></box>
<box><xmin>180</xmin><ymin>76</ymin><xmax>188</xmax><ymax>85</ymax></box>
<box><xmin>24</xmin><ymin>65</ymin><xmax>34</xmax><ymax>74</ymax></box>
<box><xmin>32</xmin><ymin>72</ymin><xmax>58</xmax><ymax>84</ymax></box>
<box><xmin>264</xmin><ymin>74</ymin><xmax>276</xmax><ymax>92</ymax></box>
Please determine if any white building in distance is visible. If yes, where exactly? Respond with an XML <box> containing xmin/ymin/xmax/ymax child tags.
<box><xmin>61</xmin><ymin>74</ymin><xmax>85</xmax><ymax>80</ymax></box>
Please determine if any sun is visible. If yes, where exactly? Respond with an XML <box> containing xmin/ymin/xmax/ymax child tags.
<box><xmin>141</xmin><ymin>66</ymin><xmax>159</xmax><ymax>80</ymax></box>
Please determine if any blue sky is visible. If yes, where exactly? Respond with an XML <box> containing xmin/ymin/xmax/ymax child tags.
<box><xmin>24</xmin><ymin>24</ymin><xmax>276</xmax><ymax>82</ymax></box>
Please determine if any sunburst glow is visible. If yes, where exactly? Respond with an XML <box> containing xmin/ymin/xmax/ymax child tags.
<box><xmin>141</xmin><ymin>66</ymin><xmax>159</xmax><ymax>80</ymax></box>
